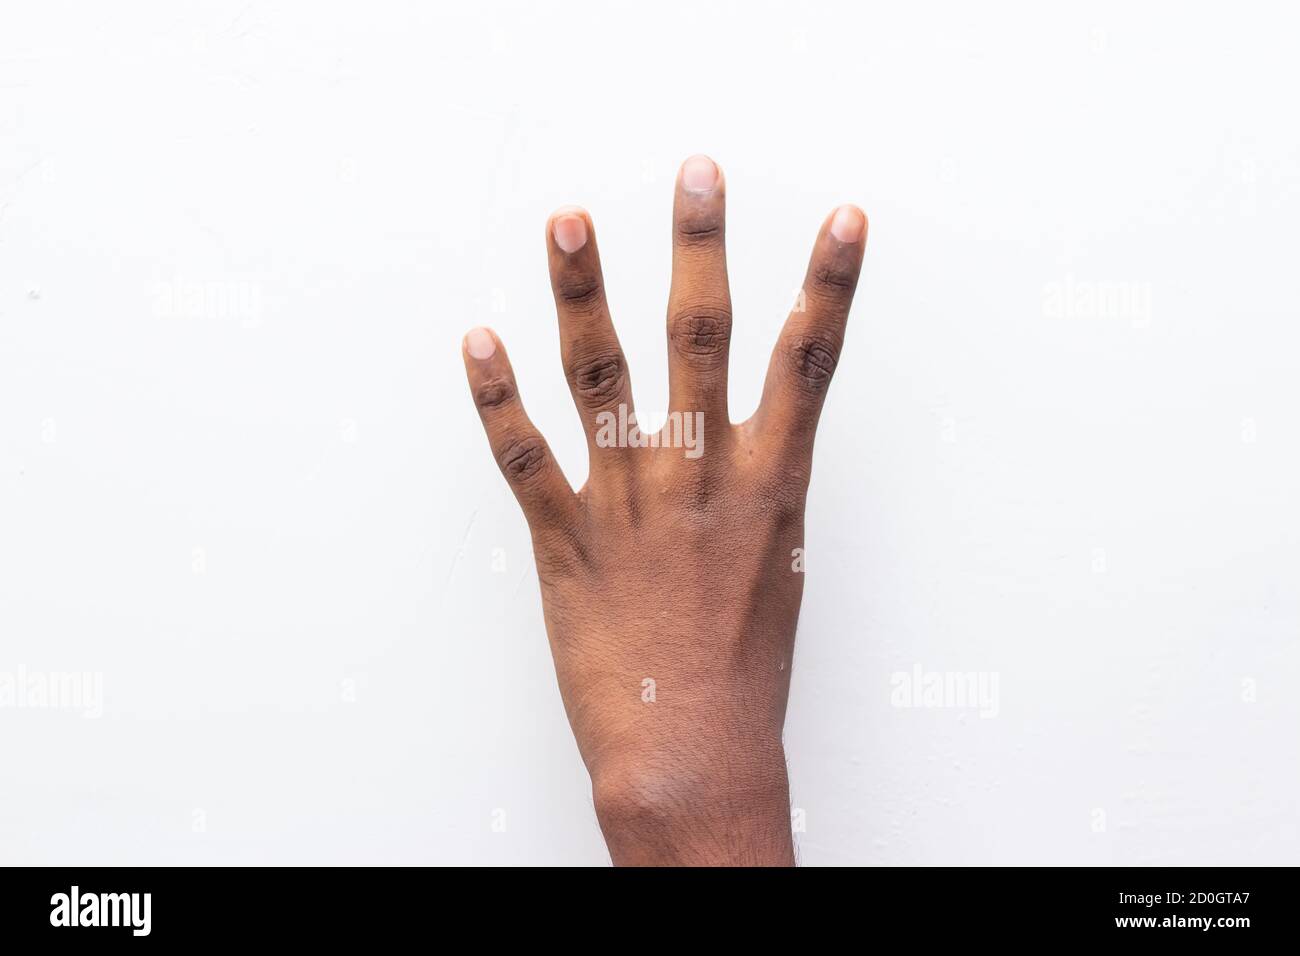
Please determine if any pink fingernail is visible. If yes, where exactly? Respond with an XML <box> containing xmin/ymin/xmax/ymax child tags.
<box><xmin>830</xmin><ymin>205</ymin><xmax>865</xmax><ymax>243</ymax></box>
<box><xmin>465</xmin><ymin>327</ymin><xmax>496</xmax><ymax>360</ymax></box>
<box><xmin>552</xmin><ymin>211</ymin><xmax>588</xmax><ymax>254</ymax></box>
<box><xmin>681</xmin><ymin>154</ymin><xmax>718</xmax><ymax>192</ymax></box>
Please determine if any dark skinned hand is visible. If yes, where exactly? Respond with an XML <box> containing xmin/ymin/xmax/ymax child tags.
<box><xmin>463</xmin><ymin>155</ymin><xmax>867</xmax><ymax>865</ymax></box>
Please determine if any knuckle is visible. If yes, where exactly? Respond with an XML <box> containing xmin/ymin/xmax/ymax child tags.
<box><xmin>810</xmin><ymin>259</ymin><xmax>858</xmax><ymax>294</ymax></box>
<box><xmin>674</xmin><ymin>211</ymin><xmax>723</xmax><ymax>247</ymax></box>
<box><xmin>473</xmin><ymin>376</ymin><xmax>516</xmax><ymax>410</ymax></box>
<box><xmin>669</xmin><ymin>305</ymin><xmax>732</xmax><ymax>365</ymax></box>
<box><xmin>554</xmin><ymin>271</ymin><xmax>604</xmax><ymax>312</ymax></box>
<box><xmin>566</xmin><ymin>350</ymin><xmax>627</xmax><ymax>410</ymax></box>
<box><xmin>659</xmin><ymin>466</ymin><xmax>724</xmax><ymax>522</ymax></box>
<box><xmin>785</xmin><ymin>333</ymin><xmax>841</xmax><ymax>392</ymax></box>
<box><xmin>531</xmin><ymin>527</ymin><xmax>587</xmax><ymax>583</ymax></box>
<box><xmin>761</xmin><ymin>462</ymin><xmax>811</xmax><ymax>516</ymax></box>
<box><xmin>497</xmin><ymin>435</ymin><xmax>550</xmax><ymax>484</ymax></box>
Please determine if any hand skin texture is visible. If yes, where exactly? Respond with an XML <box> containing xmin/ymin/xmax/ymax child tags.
<box><xmin>462</xmin><ymin>155</ymin><xmax>866</xmax><ymax>866</ymax></box>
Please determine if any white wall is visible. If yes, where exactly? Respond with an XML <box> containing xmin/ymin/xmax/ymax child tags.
<box><xmin>1</xmin><ymin>0</ymin><xmax>1296</xmax><ymax>865</ymax></box>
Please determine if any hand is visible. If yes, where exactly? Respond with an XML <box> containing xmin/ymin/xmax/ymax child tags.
<box><xmin>462</xmin><ymin>155</ymin><xmax>866</xmax><ymax>865</ymax></box>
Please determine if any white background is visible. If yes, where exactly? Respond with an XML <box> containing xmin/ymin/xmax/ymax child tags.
<box><xmin>2</xmin><ymin>1</ymin><xmax>1297</xmax><ymax>865</ymax></box>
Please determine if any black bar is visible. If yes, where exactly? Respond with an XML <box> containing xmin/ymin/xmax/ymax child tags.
<box><xmin>0</xmin><ymin>866</ymin><xmax>1292</xmax><ymax>943</ymax></box>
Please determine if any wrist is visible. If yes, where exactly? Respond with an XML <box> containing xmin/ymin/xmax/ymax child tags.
<box><xmin>590</xmin><ymin>745</ymin><xmax>795</xmax><ymax>866</ymax></box>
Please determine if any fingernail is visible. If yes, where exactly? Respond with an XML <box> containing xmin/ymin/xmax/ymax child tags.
<box><xmin>552</xmin><ymin>210</ymin><xmax>588</xmax><ymax>254</ymax></box>
<box><xmin>830</xmin><ymin>205</ymin><xmax>865</xmax><ymax>243</ymax></box>
<box><xmin>465</xmin><ymin>327</ymin><xmax>496</xmax><ymax>360</ymax></box>
<box><xmin>681</xmin><ymin>154</ymin><xmax>718</xmax><ymax>192</ymax></box>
